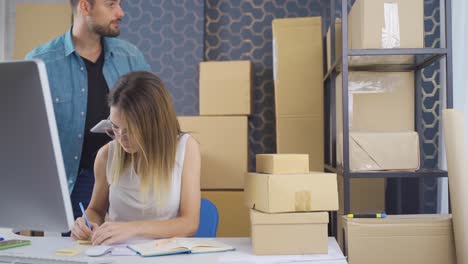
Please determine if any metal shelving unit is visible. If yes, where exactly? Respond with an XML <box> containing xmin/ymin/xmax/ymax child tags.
<box><xmin>322</xmin><ymin>0</ymin><xmax>453</xmax><ymax>218</ymax></box>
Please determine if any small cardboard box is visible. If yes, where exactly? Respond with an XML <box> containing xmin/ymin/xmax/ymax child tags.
<box><xmin>245</xmin><ymin>172</ymin><xmax>338</xmax><ymax>213</ymax></box>
<box><xmin>348</xmin><ymin>131</ymin><xmax>420</xmax><ymax>171</ymax></box>
<box><xmin>199</xmin><ymin>61</ymin><xmax>252</xmax><ymax>115</ymax></box>
<box><xmin>348</xmin><ymin>0</ymin><xmax>424</xmax><ymax>49</ymax></box>
<box><xmin>178</xmin><ymin>116</ymin><xmax>247</xmax><ymax>189</ymax></box>
<box><xmin>255</xmin><ymin>154</ymin><xmax>309</xmax><ymax>174</ymax></box>
<box><xmin>251</xmin><ymin>210</ymin><xmax>329</xmax><ymax>255</ymax></box>
<box><xmin>202</xmin><ymin>191</ymin><xmax>250</xmax><ymax>237</ymax></box>
<box><xmin>343</xmin><ymin>215</ymin><xmax>456</xmax><ymax>264</ymax></box>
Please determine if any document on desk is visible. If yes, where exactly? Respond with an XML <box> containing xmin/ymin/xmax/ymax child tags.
<box><xmin>219</xmin><ymin>237</ymin><xmax>346</xmax><ymax>263</ymax></box>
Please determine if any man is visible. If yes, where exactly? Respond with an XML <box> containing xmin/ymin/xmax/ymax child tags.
<box><xmin>26</xmin><ymin>0</ymin><xmax>150</xmax><ymax>218</ymax></box>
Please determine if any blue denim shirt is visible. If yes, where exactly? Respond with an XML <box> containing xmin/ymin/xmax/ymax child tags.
<box><xmin>25</xmin><ymin>28</ymin><xmax>150</xmax><ymax>192</ymax></box>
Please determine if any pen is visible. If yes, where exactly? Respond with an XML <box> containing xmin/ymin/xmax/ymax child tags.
<box><xmin>347</xmin><ymin>213</ymin><xmax>387</xmax><ymax>218</ymax></box>
<box><xmin>79</xmin><ymin>202</ymin><xmax>92</xmax><ymax>230</ymax></box>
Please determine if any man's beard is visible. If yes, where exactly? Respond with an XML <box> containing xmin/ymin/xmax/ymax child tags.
<box><xmin>90</xmin><ymin>20</ymin><xmax>121</xmax><ymax>37</ymax></box>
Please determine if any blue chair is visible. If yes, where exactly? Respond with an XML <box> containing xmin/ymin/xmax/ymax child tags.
<box><xmin>194</xmin><ymin>198</ymin><xmax>219</xmax><ymax>237</ymax></box>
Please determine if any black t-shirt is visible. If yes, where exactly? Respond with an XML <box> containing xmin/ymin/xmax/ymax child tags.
<box><xmin>79</xmin><ymin>50</ymin><xmax>112</xmax><ymax>170</ymax></box>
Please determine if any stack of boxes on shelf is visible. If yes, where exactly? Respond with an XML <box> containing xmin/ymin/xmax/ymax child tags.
<box><xmin>326</xmin><ymin>0</ymin><xmax>457</xmax><ymax>263</ymax></box>
<box><xmin>178</xmin><ymin>60</ymin><xmax>253</xmax><ymax>236</ymax></box>
<box><xmin>245</xmin><ymin>154</ymin><xmax>338</xmax><ymax>255</ymax></box>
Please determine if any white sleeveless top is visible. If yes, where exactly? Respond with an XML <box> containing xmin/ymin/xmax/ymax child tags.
<box><xmin>106</xmin><ymin>133</ymin><xmax>190</xmax><ymax>222</ymax></box>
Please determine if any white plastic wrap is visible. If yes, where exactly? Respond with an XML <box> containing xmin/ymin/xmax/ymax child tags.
<box><xmin>348</xmin><ymin>72</ymin><xmax>400</xmax><ymax>94</ymax></box>
<box><xmin>381</xmin><ymin>3</ymin><xmax>401</xmax><ymax>48</ymax></box>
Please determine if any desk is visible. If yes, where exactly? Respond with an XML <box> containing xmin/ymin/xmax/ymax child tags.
<box><xmin>0</xmin><ymin>229</ymin><xmax>347</xmax><ymax>263</ymax></box>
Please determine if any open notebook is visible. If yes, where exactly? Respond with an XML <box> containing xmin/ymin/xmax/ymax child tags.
<box><xmin>127</xmin><ymin>238</ymin><xmax>235</xmax><ymax>257</ymax></box>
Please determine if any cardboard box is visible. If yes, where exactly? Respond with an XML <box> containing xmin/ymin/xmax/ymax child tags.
<box><xmin>343</xmin><ymin>215</ymin><xmax>456</xmax><ymax>264</ymax></box>
<box><xmin>15</xmin><ymin>3</ymin><xmax>71</xmax><ymax>59</ymax></box>
<box><xmin>348</xmin><ymin>0</ymin><xmax>424</xmax><ymax>49</ymax></box>
<box><xmin>178</xmin><ymin>116</ymin><xmax>247</xmax><ymax>189</ymax></box>
<box><xmin>245</xmin><ymin>172</ymin><xmax>338</xmax><ymax>213</ymax></box>
<box><xmin>199</xmin><ymin>61</ymin><xmax>252</xmax><ymax>115</ymax></box>
<box><xmin>273</xmin><ymin>17</ymin><xmax>323</xmax><ymax>116</ymax></box>
<box><xmin>348</xmin><ymin>132</ymin><xmax>420</xmax><ymax>171</ymax></box>
<box><xmin>255</xmin><ymin>154</ymin><xmax>309</xmax><ymax>174</ymax></box>
<box><xmin>276</xmin><ymin>115</ymin><xmax>324</xmax><ymax>171</ymax></box>
<box><xmin>251</xmin><ymin>210</ymin><xmax>329</xmax><ymax>255</ymax></box>
<box><xmin>336</xmin><ymin>72</ymin><xmax>415</xmax><ymax>133</ymax></box>
<box><xmin>201</xmin><ymin>191</ymin><xmax>250</xmax><ymax>237</ymax></box>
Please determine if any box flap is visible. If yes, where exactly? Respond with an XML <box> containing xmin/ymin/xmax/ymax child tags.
<box><xmin>343</xmin><ymin>214</ymin><xmax>452</xmax><ymax>237</ymax></box>
<box><xmin>350</xmin><ymin>131</ymin><xmax>420</xmax><ymax>171</ymax></box>
<box><xmin>251</xmin><ymin>209</ymin><xmax>329</xmax><ymax>225</ymax></box>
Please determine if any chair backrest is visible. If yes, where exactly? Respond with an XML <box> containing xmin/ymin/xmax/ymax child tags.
<box><xmin>194</xmin><ymin>198</ymin><xmax>219</xmax><ymax>237</ymax></box>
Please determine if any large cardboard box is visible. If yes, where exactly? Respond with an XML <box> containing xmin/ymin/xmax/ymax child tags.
<box><xmin>245</xmin><ymin>172</ymin><xmax>338</xmax><ymax>213</ymax></box>
<box><xmin>273</xmin><ymin>17</ymin><xmax>324</xmax><ymax>172</ymax></box>
<box><xmin>14</xmin><ymin>3</ymin><xmax>71</xmax><ymax>59</ymax></box>
<box><xmin>255</xmin><ymin>154</ymin><xmax>309</xmax><ymax>174</ymax></box>
<box><xmin>348</xmin><ymin>0</ymin><xmax>424</xmax><ymax>49</ymax></box>
<box><xmin>348</xmin><ymin>132</ymin><xmax>420</xmax><ymax>171</ymax></box>
<box><xmin>343</xmin><ymin>215</ymin><xmax>456</xmax><ymax>264</ymax></box>
<box><xmin>178</xmin><ymin>116</ymin><xmax>247</xmax><ymax>189</ymax></box>
<box><xmin>251</xmin><ymin>210</ymin><xmax>329</xmax><ymax>255</ymax></box>
<box><xmin>199</xmin><ymin>61</ymin><xmax>252</xmax><ymax>115</ymax></box>
<box><xmin>336</xmin><ymin>72</ymin><xmax>415</xmax><ymax>134</ymax></box>
<box><xmin>273</xmin><ymin>17</ymin><xmax>323</xmax><ymax>116</ymax></box>
<box><xmin>276</xmin><ymin>116</ymin><xmax>324</xmax><ymax>171</ymax></box>
<box><xmin>201</xmin><ymin>191</ymin><xmax>250</xmax><ymax>237</ymax></box>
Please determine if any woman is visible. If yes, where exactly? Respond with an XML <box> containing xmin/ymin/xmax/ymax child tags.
<box><xmin>71</xmin><ymin>71</ymin><xmax>201</xmax><ymax>245</ymax></box>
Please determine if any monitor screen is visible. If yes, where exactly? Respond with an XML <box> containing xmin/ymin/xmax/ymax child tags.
<box><xmin>0</xmin><ymin>60</ymin><xmax>74</xmax><ymax>232</ymax></box>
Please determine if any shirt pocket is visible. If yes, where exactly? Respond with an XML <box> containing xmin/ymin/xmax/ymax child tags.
<box><xmin>51</xmin><ymin>89</ymin><xmax>73</xmax><ymax>127</ymax></box>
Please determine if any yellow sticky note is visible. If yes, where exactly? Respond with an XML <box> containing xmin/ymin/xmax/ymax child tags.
<box><xmin>77</xmin><ymin>240</ymin><xmax>93</xmax><ymax>245</ymax></box>
<box><xmin>55</xmin><ymin>248</ymin><xmax>80</xmax><ymax>256</ymax></box>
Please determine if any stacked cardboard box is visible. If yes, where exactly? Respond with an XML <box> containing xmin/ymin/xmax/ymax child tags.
<box><xmin>178</xmin><ymin>61</ymin><xmax>253</xmax><ymax>237</ymax></box>
<box><xmin>342</xmin><ymin>215</ymin><xmax>456</xmax><ymax>264</ymax></box>
<box><xmin>245</xmin><ymin>154</ymin><xmax>338</xmax><ymax>255</ymax></box>
<box><xmin>272</xmin><ymin>17</ymin><xmax>324</xmax><ymax>172</ymax></box>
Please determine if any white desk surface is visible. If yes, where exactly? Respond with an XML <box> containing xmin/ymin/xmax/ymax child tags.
<box><xmin>0</xmin><ymin>228</ymin><xmax>347</xmax><ymax>264</ymax></box>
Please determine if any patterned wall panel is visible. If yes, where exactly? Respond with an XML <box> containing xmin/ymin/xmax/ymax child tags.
<box><xmin>420</xmin><ymin>0</ymin><xmax>442</xmax><ymax>213</ymax></box>
<box><xmin>205</xmin><ymin>0</ymin><xmax>324</xmax><ymax>171</ymax></box>
<box><xmin>119</xmin><ymin>0</ymin><xmax>204</xmax><ymax>115</ymax></box>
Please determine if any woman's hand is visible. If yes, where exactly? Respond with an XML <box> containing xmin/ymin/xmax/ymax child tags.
<box><xmin>71</xmin><ymin>217</ymin><xmax>99</xmax><ymax>241</ymax></box>
<box><xmin>91</xmin><ymin>222</ymin><xmax>137</xmax><ymax>245</ymax></box>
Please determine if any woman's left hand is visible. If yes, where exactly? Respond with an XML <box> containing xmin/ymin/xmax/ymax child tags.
<box><xmin>91</xmin><ymin>222</ymin><xmax>137</xmax><ymax>245</ymax></box>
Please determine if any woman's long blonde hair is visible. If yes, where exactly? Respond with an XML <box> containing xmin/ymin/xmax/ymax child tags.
<box><xmin>108</xmin><ymin>71</ymin><xmax>181</xmax><ymax>207</ymax></box>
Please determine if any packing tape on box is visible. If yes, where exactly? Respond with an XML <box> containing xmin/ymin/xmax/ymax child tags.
<box><xmin>382</xmin><ymin>3</ymin><xmax>401</xmax><ymax>48</ymax></box>
<box><xmin>295</xmin><ymin>191</ymin><xmax>312</xmax><ymax>211</ymax></box>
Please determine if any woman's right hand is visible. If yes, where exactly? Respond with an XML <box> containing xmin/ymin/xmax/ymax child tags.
<box><xmin>71</xmin><ymin>217</ymin><xmax>99</xmax><ymax>241</ymax></box>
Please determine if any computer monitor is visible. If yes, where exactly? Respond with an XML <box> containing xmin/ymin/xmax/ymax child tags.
<box><xmin>0</xmin><ymin>60</ymin><xmax>74</xmax><ymax>232</ymax></box>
